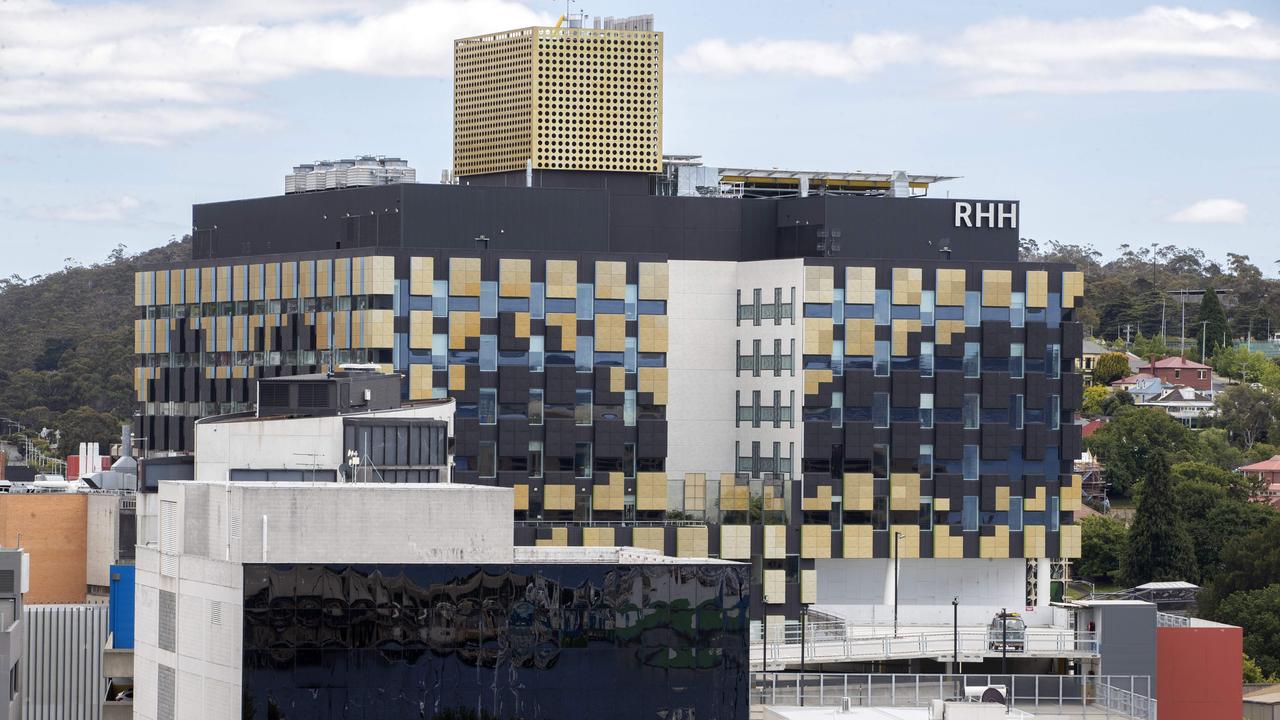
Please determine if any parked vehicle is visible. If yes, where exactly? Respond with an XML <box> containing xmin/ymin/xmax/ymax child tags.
<box><xmin>987</xmin><ymin>611</ymin><xmax>1026</xmax><ymax>652</ymax></box>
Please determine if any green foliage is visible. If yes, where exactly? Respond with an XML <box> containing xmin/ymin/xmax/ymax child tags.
<box><xmin>1245</xmin><ymin>653</ymin><xmax>1277</xmax><ymax>684</ymax></box>
<box><xmin>1099</xmin><ymin>389</ymin><xmax>1134</xmax><ymax>417</ymax></box>
<box><xmin>1077</xmin><ymin>514</ymin><xmax>1128</xmax><ymax>584</ymax></box>
<box><xmin>1092</xmin><ymin>352</ymin><xmax>1132</xmax><ymax>385</ymax></box>
<box><xmin>1130</xmin><ymin>333</ymin><xmax>1170</xmax><ymax>360</ymax></box>
<box><xmin>1204</xmin><ymin>523</ymin><xmax>1280</xmax><ymax>617</ymax></box>
<box><xmin>1081</xmin><ymin>385</ymin><xmax>1110</xmax><ymax>416</ymax></box>
<box><xmin>1215</xmin><ymin>384</ymin><xmax>1279</xmax><ymax>449</ymax></box>
<box><xmin>1173</xmin><ymin>476</ymin><xmax>1277</xmax><ymax>581</ymax></box>
<box><xmin>1172</xmin><ymin>460</ymin><xmax>1259</xmax><ymax>500</ymax></box>
<box><xmin>1195</xmin><ymin>288</ymin><xmax>1230</xmax><ymax>360</ymax></box>
<box><xmin>1214</xmin><ymin>585</ymin><xmax>1280</xmax><ymax>679</ymax></box>
<box><xmin>1125</xmin><ymin>446</ymin><xmax>1198</xmax><ymax>584</ymax></box>
<box><xmin>1195</xmin><ymin>428</ymin><xmax>1247</xmax><ymax>470</ymax></box>
<box><xmin>1086</xmin><ymin>407</ymin><xmax>1194</xmax><ymax>496</ymax></box>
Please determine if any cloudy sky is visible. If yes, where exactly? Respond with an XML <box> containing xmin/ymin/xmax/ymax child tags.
<box><xmin>1</xmin><ymin>0</ymin><xmax>1277</xmax><ymax>277</ymax></box>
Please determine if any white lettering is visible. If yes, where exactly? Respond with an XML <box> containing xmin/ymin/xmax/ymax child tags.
<box><xmin>975</xmin><ymin>203</ymin><xmax>996</xmax><ymax>228</ymax></box>
<box><xmin>954</xmin><ymin>202</ymin><xmax>973</xmax><ymax>228</ymax></box>
<box><xmin>955</xmin><ymin>202</ymin><xmax>1018</xmax><ymax>229</ymax></box>
<box><xmin>998</xmin><ymin>204</ymin><xmax>1018</xmax><ymax>229</ymax></box>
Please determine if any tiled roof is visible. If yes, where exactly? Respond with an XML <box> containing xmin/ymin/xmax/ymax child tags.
<box><xmin>1241</xmin><ymin>455</ymin><xmax>1280</xmax><ymax>473</ymax></box>
<box><xmin>1141</xmin><ymin>356</ymin><xmax>1211</xmax><ymax>370</ymax></box>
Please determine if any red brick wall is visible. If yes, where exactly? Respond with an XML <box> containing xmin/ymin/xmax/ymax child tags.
<box><xmin>1157</xmin><ymin>625</ymin><xmax>1242</xmax><ymax>720</ymax></box>
<box><xmin>0</xmin><ymin>494</ymin><xmax>88</xmax><ymax>603</ymax></box>
<box><xmin>1151</xmin><ymin>367</ymin><xmax>1212</xmax><ymax>391</ymax></box>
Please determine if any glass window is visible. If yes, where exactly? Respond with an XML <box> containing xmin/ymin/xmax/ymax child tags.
<box><xmin>964</xmin><ymin>342</ymin><xmax>981</xmax><ymax>378</ymax></box>
<box><xmin>1010</xmin><ymin>343</ymin><xmax>1024</xmax><ymax>379</ymax></box>
<box><xmin>1011</xmin><ymin>292</ymin><xmax>1025</xmax><ymax>328</ymax></box>
<box><xmin>479</xmin><ymin>441</ymin><xmax>496</xmax><ymax>478</ymax></box>
<box><xmin>530</xmin><ymin>282</ymin><xmax>545</xmax><ymax>319</ymax></box>
<box><xmin>832</xmin><ymin>391</ymin><xmax>845</xmax><ymax>428</ymax></box>
<box><xmin>529</xmin><ymin>336</ymin><xmax>544</xmax><ymax>372</ymax></box>
<box><xmin>919</xmin><ymin>498</ymin><xmax>934</xmax><ymax>531</ymax></box>
<box><xmin>921</xmin><ymin>341</ymin><xmax>934</xmax><ymax>378</ymax></box>
<box><xmin>920</xmin><ymin>393</ymin><xmax>934</xmax><ymax>428</ymax></box>
<box><xmin>873</xmin><ymin>392</ymin><xmax>889</xmax><ymax>428</ymax></box>
<box><xmin>529</xmin><ymin>389</ymin><xmax>544</xmax><ymax>425</ymax></box>
<box><xmin>529</xmin><ymin>441</ymin><xmax>544</xmax><ymax>478</ymax></box>
<box><xmin>479</xmin><ymin>388</ymin><xmax>497</xmax><ymax>425</ymax></box>
<box><xmin>625</xmin><ymin>284</ymin><xmax>637</xmax><ymax>320</ymax></box>
<box><xmin>874</xmin><ymin>289</ymin><xmax>891</xmax><ymax>326</ymax></box>
<box><xmin>480</xmin><ymin>335</ymin><xmax>497</xmax><ymax>372</ymax></box>
<box><xmin>874</xmin><ymin>340</ymin><xmax>890</xmax><ymax>377</ymax></box>
<box><xmin>832</xmin><ymin>340</ymin><xmax>844</xmax><ymax>377</ymax></box>
<box><xmin>833</xmin><ymin>288</ymin><xmax>845</xmax><ymax>324</ymax></box>
<box><xmin>577</xmin><ymin>283</ymin><xmax>594</xmax><ymax>320</ymax></box>
<box><xmin>921</xmin><ymin>290</ymin><xmax>935</xmax><ymax>327</ymax></box>
<box><xmin>1049</xmin><ymin>496</ymin><xmax>1061</xmax><ymax>531</ymax></box>
<box><xmin>964</xmin><ymin>291</ymin><xmax>981</xmax><ymax>327</ymax></box>
<box><xmin>1011</xmin><ymin>394</ymin><xmax>1024</xmax><ymax>430</ymax></box>
<box><xmin>1009</xmin><ymin>497</ymin><xmax>1024</xmax><ymax>531</ymax></box>
<box><xmin>624</xmin><ymin>390</ymin><xmax>637</xmax><ymax>427</ymax></box>
<box><xmin>576</xmin><ymin>336</ymin><xmax>593</xmax><ymax>372</ymax></box>
<box><xmin>624</xmin><ymin>336</ymin><xmax>637</xmax><ymax>373</ymax></box>
<box><xmin>963</xmin><ymin>495</ymin><xmax>979</xmax><ymax>532</ymax></box>
<box><xmin>1049</xmin><ymin>394</ymin><xmax>1061</xmax><ymax>430</ymax></box>
<box><xmin>623</xmin><ymin>442</ymin><xmax>637</xmax><ymax>479</ymax></box>
<box><xmin>873</xmin><ymin>443</ymin><xmax>889</xmax><ymax>479</ymax></box>
<box><xmin>575</xmin><ymin>442</ymin><xmax>592</xmax><ymax>478</ymax></box>
<box><xmin>433</xmin><ymin>280</ymin><xmax>449</xmax><ymax>317</ymax></box>
<box><xmin>920</xmin><ymin>444</ymin><xmax>934</xmax><ymax>479</ymax></box>
<box><xmin>480</xmin><ymin>281</ymin><xmax>498</xmax><ymax>318</ymax></box>
<box><xmin>1047</xmin><ymin>344</ymin><xmax>1061</xmax><ymax>379</ymax></box>
<box><xmin>963</xmin><ymin>394</ymin><xmax>980</xmax><ymax>430</ymax></box>
<box><xmin>576</xmin><ymin>389</ymin><xmax>593</xmax><ymax>426</ymax></box>
<box><xmin>432</xmin><ymin>334</ymin><xmax>448</xmax><ymax>371</ymax></box>
<box><xmin>874</xmin><ymin>496</ymin><xmax>889</xmax><ymax>531</ymax></box>
<box><xmin>963</xmin><ymin>445</ymin><xmax>979</xmax><ymax>480</ymax></box>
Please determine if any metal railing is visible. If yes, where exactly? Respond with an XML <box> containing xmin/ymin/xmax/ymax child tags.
<box><xmin>514</xmin><ymin>519</ymin><xmax>705</xmax><ymax>528</ymax></box>
<box><xmin>753</xmin><ymin>672</ymin><xmax>1156</xmax><ymax>719</ymax></box>
<box><xmin>1155</xmin><ymin>611</ymin><xmax>1191</xmax><ymax>627</ymax></box>
<box><xmin>752</xmin><ymin>623</ymin><xmax>1098</xmax><ymax>664</ymax></box>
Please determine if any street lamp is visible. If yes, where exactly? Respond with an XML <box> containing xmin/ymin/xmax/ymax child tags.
<box><xmin>952</xmin><ymin>596</ymin><xmax>960</xmax><ymax>676</ymax></box>
<box><xmin>893</xmin><ymin>531</ymin><xmax>904</xmax><ymax>637</ymax></box>
<box><xmin>800</xmin><ymin>602</ymin><xmax>811</xmax><ymax>706</ymax></box>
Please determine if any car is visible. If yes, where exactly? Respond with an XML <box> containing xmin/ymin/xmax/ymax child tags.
<box><xmin>987</xmin><ymin>611</ymin><xmax>1026</xmax><ymax>652</ymax></box>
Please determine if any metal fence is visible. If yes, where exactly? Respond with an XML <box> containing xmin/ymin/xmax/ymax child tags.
<box><xmin>752</xmin><ymin>673</ymin><xmax>1156</xmax><ymax>719</ymax></box>
<box><xmin>24</xmin><ymin>604</ymin><xmax>109</xmax><ymax>720</ymax></box>
<box><xmin>752</xmin><ymin>622</ymin><xmax>1098</xmax><ymax>664</ymax></box>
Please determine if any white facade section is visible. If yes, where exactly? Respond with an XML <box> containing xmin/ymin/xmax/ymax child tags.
<box><xmin>193</xmin><ymin>402</ymin><xmax>454</xmax><ymax>485</ymax></box>
<box><xmin>815</xmin><ymin>558</ymin><xmax>1055</xmax><ymax>627</ymax></box>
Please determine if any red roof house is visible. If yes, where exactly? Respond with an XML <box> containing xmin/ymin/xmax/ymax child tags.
<box><xmin>1139</xmin><ymin>357</ymin><xmax>1212</xmax><ymax>391</ymax></box>
<box><xmin>1241</xmin><ymin>455</ymin><xmax>1280</xmax><ymax>509</ymax></box>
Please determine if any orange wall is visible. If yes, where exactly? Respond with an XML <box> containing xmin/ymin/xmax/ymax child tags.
<box><xmin>1157</xmin><ymin>625</ymin><xmax>1242</xmax><ymax>720</ymax></box>
<box><xmin>0</xmin><ymin>494</ymin><xmax>88</xmax><ymax>603</ymax></box>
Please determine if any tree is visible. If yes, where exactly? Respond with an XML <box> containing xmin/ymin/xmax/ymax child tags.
<box><xmin>1078</xmin><ymin>514</ymin><xmax>1128</xmax><ymax>584</ymax></box>
<box><xmin>1244</xmin><ymin>653</ymin><xmax>1276</xmax><ymax>684</ymax></box>
<box><xmin>1214</xmin><ymin>584</ymin><xmax>1280</xmax><ymax>679</ymax></box>
<box><xmin>1092</xmin><ymin>352</ymin><xmax>1131</xmax><ymax>385</ymax></box>
<box><xmin>1081</xmin><ymin>386</ymin><xmax>1110</xmax><ymax>417</ymax></box>
<box><xmin>1205</xmin><ymin>523</ymin><xmax>1280</xmax><ymax>615</ymax></box>
<box><xmin>1131</xmin><ymin>333</ymin><xmax>1170</xmax><ymax>361</ymax></box>
<box><xmin>1173</xmin><ymin>460</ymin><xmax>1261</xmax><ymax>500</ymax></box>
<box><xmin>1125</xmin><ymin>445</ymin><xmax>1198</xmax><ymax>584</ymax></box>
<box><xmin>1100</xmin><ymin>389</ymin><xmax>1134</xmax><ymax>417</ymax></box>
<box><xmin>1087</xmin><ymin>407</ymin><xmax>1194</xmax><ymax>496</ymax></box>
<box><xmin>1195</xmin><ymin>288</ymin><xmax>1230</xmax><ymax>360</ymax></box>
<box><xmin>1216</xmin><ymin>384</ymin><xmax>1278</xmax><ymax>449</ymax></box>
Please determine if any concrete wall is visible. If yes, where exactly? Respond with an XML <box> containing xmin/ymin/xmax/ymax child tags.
<box><xmin>814</xmin><ymin>558</ymin><xmax>1052</xmax><ymax>626</ymax></box>
<box><xmin>1077</xmin><ymin>602</ymin><xmax>1156</xmax><ymax>680</ymax></box>
<box><xmin>1158</xmin><ymin>623</ymin><xmax>1243</xmax><ymax>720</ymax></box>
<box><xmin>0</xmin><ymin>495</ymin><xmax>87</xmax><ymax>604</ymax></box>
<box><xmin>86</xmin><ymin>494</ymin><xmax>120</xmax><ymax>590</ymax></box>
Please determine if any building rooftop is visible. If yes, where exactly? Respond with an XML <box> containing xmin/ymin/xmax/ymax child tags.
<box><xmin>1240</xmin><ymin>455</ymin><xmax>1280</xmax><ymax>473</ymax></box>
<box><xmin>1142</xmin><ymin>356</ymin><xmax>1211</xmax><ymax>370</ymax></box>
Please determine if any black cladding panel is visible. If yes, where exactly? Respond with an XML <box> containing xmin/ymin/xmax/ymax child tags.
<box><xmin>241</xmin><ymin>563</ymin><xmax>751</xmax><ymax>720</ymax></box>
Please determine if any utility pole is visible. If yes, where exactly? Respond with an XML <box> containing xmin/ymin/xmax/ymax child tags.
<box><xmin>894</xmin><ymin>532</ymin><xmax>904</xmax><ymax>637</ymax></box>
<box><xmin>1181</xmin><ymin>289</ymin><xmax>1187</xmax><ymax>358</ymax></box>
<box><xmin>1201</xmin><ymin>320</ymin><xmax>1209</xmax><ymax>361</ymax></box>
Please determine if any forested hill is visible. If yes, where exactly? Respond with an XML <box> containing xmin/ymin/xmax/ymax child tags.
<box><xmin>0</xmin><ymin>238</ymin><xmax>189</xmax><ymax>451</ymax></box>
<box><xmin>1020</xmin><ymin>240</ymin><xmax>1280</xmax><ymax>343</ymax></box>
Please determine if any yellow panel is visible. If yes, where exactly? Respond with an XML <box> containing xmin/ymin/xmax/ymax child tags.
<box><xmin>133</xmin><ymin>319</ymin><xmax>146</xmax><ymax>354</ymax></box>
<box><xmin>1063</xmin><ymin>271</ymin><xmax>1085</xmax><ymax>309</ymax></box>
<box><xmin>280</xmin><ymin>262</ymin><xmax>296</xmax><ymax>299</ymax></box>
<box><xmin>410</xmin><ymin>257</ymin><xmax>435</xmax><ymax>296</ymax></box>
<box><xmin>800</xmin><ymin>569</ymin><xmax>818</xmax><ymax>605</ymax></box>
<box><xmin>889</xmin><ymin>473</ymin><xmax>920</xmax><ymax>511</ymax></box>
<box><xmin>720</xmin><ymin>481</ymin><xmax>749</xmax><ymax>512</ymax></box>
<box><xmin>890</xmin><ymin>525</ymin><xmax>920</xmax><ymax>559</ymax></box>
<box><xmin>364</xmin><ymin>256</ymin><xmax>395</xmax><ymax>296</ymax></box>
<box><xmin>1062</xmin><ymin>475</ymin><xmax>1083</xmax><ymax>512</ymax></box>
<box><xmin>892</xmin><ymin>319</ymin><xmax>921</xmax><ymax>357</ymax></box>
<box><xmin>536</xmin><ymin>527</ymin><xmax>569</xmax><ymax>547</ymax></box>
<box><xmin>334</xmin><ymin>258</ymin><xmax>352</xmax><ymax>296</ymax></box>
<box><xmin>184</xmin><ymin>268</ymin><xmax>197</xmax><ymax>304</ymax></box>
<box><xmin>631</xmin><ymin>527</ymin><xmax>666</xmax><ymax>554</ymax></box>
<box><xmin>1026</xmin><ymin>270</ymin><xmax>1048</xmax><ymax>309</ymax></box>
<box><xmin>803</xmin><ymin>317</ymin><xmax>833</xmax><ymax>355</ymax></box>
<box><xmin>845</xmin><ymin>267</ymin><xmax>876</xmax><ymax>305</ymax></box>
<box><xmin>1024</xmin><ymin>525</ymin><xmax>1046</xmax><ymax>558</ymax></box>
<box><xmin>936</xmin><ymin>268</ymin><xmax>966</xmax><ymax>306</ymax></box>
<box><xmin>247</xmin><ymin>263</ymin><xmax>263</xmax><ymax>300</ymax></box>
<box><xmin>801</xmin><ymin>525</ymin><xmax>831</xmax><ymax>559</ymax></box>
<box><xmin>981</xmin><ymin>526</ymin><xmax>1010</xmax><ymax>559</ymax></box>
<box><xmin>982</xmin><ymin>269</ymin><xmax>1012</xmax><ymax>307</ymax></box>
<box><xmin>720</xmin><ymin>526</ymin><xmax>752</xmax><ymax>561</ymax></box>
<box><xmin>543</xmin><ymin>483</ymin><xmax>575</xmax><ymax>511</ymax></box>
<box><xmin>996</xmin><ymin>486</ymin><xmax>1010</xmax><ymax>511</ymax></box>
<box><xmin>892</xmin><ymin>267</ymin><xmax>922</xmax><ymax>305</ymax></box>
<box><xmin>448</xmin><ymin>364</ymin><xmax>466</xmax><ymax>391</ymax></box>
<box><xmin>1026</xmin><ymin>485</ymin><xmax>1046</xmax><ymax>511</ymax></box>
<box><xmin>763</xmin><ymin>569</ymin><xmax>786</xmax><ymax>604</ymax></box>
<box><xmin>583</xmin><ymin>527</ymin><xmax>616</xmax><ymax>547</ymax></box>
<box><xmin>594</xmin><ymin>260</ymin><xmax>626</xmax><ymax>300</ymax></box>
<box><xmin>1060</xmin><ymin>524</ymin><xmax>1082</xmax><ymax>558</ymax></box>
<box><xmin>200</xmin><ymin>267</ymin><xmax>215</xmax><ymax>303</ymax></box>
<box><xmin>609</xmin><ymin>366</ymin><xmax>626</xmax><ymax>394</ymax></box>
<box><xmin>592</xmin><ymin>473</ymin><xmax>624</xmax><ymax>511</ymax></box>
<box><xmin>498</xmin><ymin>258</ymin><xmax>531</xmax><ymax>297</ymax></box>
<box><xmin>449</xmin><ymin>257</ymin><xmax>481</xmax><ymax>297</ymax></box>
<box><xmin>804</xmin><ymin>369</ymin><xmax>832</xmax><ymax>397</ymax></box>
<box><xmin>595</xmin><ymin>313</ymin><xmax>625</xmax><ymax>352</ymax></box>
<box><xmin>635</xmin><ymin>473</ymin><xmax>666</xmax><ymax>511</ymax></box>
<box><xmin>638</xmin><ymin>314</ymin><xmax>668</xmax><ymax>353</ymax></box>
<box><xmin>134</xmin><ymin>272</ymin><xmax>147</xmax><ymax>307</ymax></box>
<box><xmin>804</xmin><ymin>265</ymin><xmax>834</xmax><ymax>303</ymax></box>
<box><xmin>297</xmin><ymin>261</ymin><xmax>315</xmax><ymax>298</ymax></box>
<box><xmin>846</xmin><ymin>318</ymin><xmax>875</xmax><ymax>356</ymax></box>
<box><xmin>514</xmin><ymin>311</ymin><xmax>531</xmax><ymax>339</ymax></box>
<box><xmin>263</xmin><ymin>262</ymin><xmax>280</xmax><ymax>300</ymax></box>
<box><xmin>637</xmin><ymin>262</ymin><xmax>668</xmax><ymax>300</ymax></box>
<box><xmin>638</xmin><ymin>367</ymin><xmax>667</xmax><ymax>405</ymax></box>
<box><xmin>545</xmin><ymin>312</ymin><xmax>577</xmax><ymax>351</ymax></box>
<box><xmin>676</xmin><ymin>526</ymin><xmax>709</xmax><ymax>558</ymax></box>
<box><xmin>934</xmin><ymin>526</ymin><xmax>965</xmax><ymax>559</ymax></box>
<box><xmin>683</xmin><ymin>474</ymin><xmax>706</xmax><ymax>512</ymax></box>
<box><xmin>408</xmin><ymin>364</ymin><xmax>433</xmax><ymax>400</ymax></box>
<box><xmin>154</xmin><ymin>269</ymin><xmax>169</xmax><ymax>306</ymax></box>
<box><xmin>315</xmin><ymin>312</ymin><xmax>331</xmax><ymax>350</ymax></box>
<box><xmin>409</xmin><ymin>310</ymin><xmax>433</xmax><ymax>350</ymax></box>
<box><xmin>361</xmin><ymin>309</ymin><xmax>394</xmax><ymax>348</ymax></box>
<box><xmin>801</xmin><ymin>484</ymin><xmax>832</xmax><ymax>511</ymax></box>
<box><xmin>843</xmin><ymin>525</ymin><xmax>873</xmax><ymax>559</ymax></box>
<box><xmin>513</xmin><ymin>484</ymin><xmax>529</xmax><ymax>511</ymax></box>
<box><xmin>546</xmin><ymin>260</ymin><xmax>578</xmax><ymax>299</ymax></box>
<box><xmin>844</xmin><ymin>473</ymin><xmax>874</xmax><ymax>512</ymax></box>
<box><xmin>763</xmin><ymin>525</ymin><xmax>787</xmax><ymax>559</ymax></box>
<box><xmin>449</xmin><ymin>311</ymin><xmax>480</xmax><ymax>350</ymax></box>
<box><xmin>935</xmin><ymin>319</ymin><xmax>966</xmax><ymax>347</ymax></box>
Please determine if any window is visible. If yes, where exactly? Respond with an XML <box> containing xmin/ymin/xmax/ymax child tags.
<box><xmin>576</xmin><ymin>336</ymin><xmax>593</xmax><ymax>372</ymax></box>
<box><xmin>1010</xmin><ymin>343</ymin><xmax>1024</xmax><ymax>379</ymax></box>
<box><xmin>963</xmin><ymin>496</ymin><xmax>979</xmax><ymax>532</ymax></box>
<box><xmin>624</xmin><ymin>337</ymin><xmax>637</xmax><ymax>373</ymax></box>
<box><xmin>921</xmin><ymin>341</ymin><xmax>934</xmax><ymax>378</ymax></box>
<box><xmin>920</xmin><ymin>393</ymin><xmax>934</xmax><ymax>428</ymax></box>
<box><xmin>1011</xmin><ymin>394</ymin><xmax>1024</xmax><ymax>430</ymax></box>
<box><xmin>964</xmin><ymin>291</ymin><xmax>981</xmax><ymax>327</ymax></box>
<box><xmin>919</xmin><ymin>498</ymin><xmax>934</xmax><ymax>531</ymax></box>
<box><xmin>1047</xmin><ymin>343</ymin><xmax>1061</xmax><ymax>379</ymax></box>
<box><xmin>432</xmin><ymin>334</ymin><xmax>448</xmax><ymax>371</ymax></box>
<box><xmin>480</xmin><ymin>335</ymin><xmax>497</xmax><ymax>372</ymax></box>
<box><xmin>1198</xmin><ymin>369</ymin><xmax>1207</xmax><ymax>380</ymax></box>
<box><xmin>624</xmin><ymin>390</ymin><xmax>637</xmax><ymax>427</ymax></box>
<box><xmin>963</xmin><ymin>394</ymin><xmax>980</xmax><ymax>429</ymax></box>
<box><xmin>963</xmin><ymin>445</ymin><xmax>979</xmax><ymax>480</ymax></box>
<box><xmin>479</xmin><ymin>441</ymin><xmax>496</xmax><ymax>478</ymax></box>
<box><xmin>1011</xmin><ymin>292</ymin><xmax>1026</xmax><ymax>328</ymax></box>
<box><xmin>480</xmin><ymin>281</ymin><xmax>497</xmax><ymax>318</ymax></box>
<box><xmin>1049</xmin><ymin>394</ymin><xmax>1061</xmax><ymax>430</ymax></box>
<box><xmin>1048</xmin><ymin>496</ymin><xmax>1061</xmax><ymax>531</ymax></box>
<box><xmin>529</xmin><ymin>441</ymin><xmax>544</xmax><ymax>478</ymax></box>
<box><xmin>574</xmin><ymin>442</ymin><xmax>592</xmax><ymax>478</ymax></box>
<box><xmin>531</xmin><ymin>282</ymin><xmax>545</xmax><ymax>319</ymax></box>
<box><xmin>920</xmin><ymin>444</ymin><xmax>934</xmax><ymax>479</ymax></box>
<box><xmin>874</xmin><ymin>340</ymin><xmax>890</xmax><ymax>377</ymax></box>
<box><xmin>873</xmin><ymin>392</ymin><xmax>889</xmax><ymax>428</ymax></box>
<box><xmin>625</xmin><ymin>285</ymin><xmax>637</xmax><ymax>320</ymax></box>
<box><xmin>873</xmin><ymin>443</ymin><xmax>889</xmax><ymax>479</ymax></box>
<box><xmin>577</xmin><ymin>283</ymin><xmax>594</xmax><ymax>320</ymax></box>
<box><xmin>964</xmin><ymin>343</ymin><xmax>981</xmax><ymax>378</ymax></box>
<box><xmin>1009</xmin><ymin>497</ymin><xmax>1024</xmax><ymax>531</ymax></box>
<box><xmin>624</xmin><ymin>442</ymin><xmax>636</xmax><ymax>479</ymax></box>
<box><xmin>921</xmin><ymin>290</ymin><xmax>935</xmax><ymax>327</ymax></box>
<box><xmin>832</xmin><ymin>391</ymin><xmax>845</xmax><ymax>428</ymax></box>
<box><xmin>874</xmin><ymin>289</ymin><xmax>891</xmax><ymax>325</ymax></box>
<box><xmin>576</xmin><ymin>389</ymin><xmax>593</xmax><ymax>426</ymax></box>
<box><xmin>832</xmin><ymin>340</ymin><xmax>844</xmax><ymax>377</ymax></box>
<box><xmin>479</xmin><ymin>389</ymin><xmax>497</xmax><ymax>425</ymax></box>
<box><xmin>529</xmin><ymin>389</ymin><xmax>544</xmax><ymax>425</ymax></box>
<box><xmin>529</xmin><ymin>336</ymin><xmax>544</xmax><ymax>372</ymax></box>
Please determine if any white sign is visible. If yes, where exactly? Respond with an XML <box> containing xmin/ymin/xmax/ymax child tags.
<box><xmin>954</xmin><ymin>202</ymin><xmax>1018</xmax><ymax>229</ymax></box>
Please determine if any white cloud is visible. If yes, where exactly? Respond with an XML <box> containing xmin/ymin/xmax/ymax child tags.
<box><xmin>1167</xmin><ymin>198</ymin><xmax>1248</xmax><ymax>224</ymax></box>
<box><xmin>677</xmin><ymin>32</ymin><xmax>919</xmax><ymax>80</ymax></box>
<box><xmin>28</xmin><ymin>196</ymin><xmax>144</xmax><ymax>223</ymax></box>
<box><xmin>0</xmin><ymin>0</ymin><xmax>549</xmax><ymax>143</ymax></box>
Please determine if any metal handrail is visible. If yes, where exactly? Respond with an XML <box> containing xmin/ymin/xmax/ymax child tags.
<box><xmin>752</xmin><ymin>626</ymin><xmax>1099</xmax><ymax>664</ymax></box>
<box><xmin>514</xmin><ymin>519</ymin><xmax>705</xmax><ymax>528</ymax></box>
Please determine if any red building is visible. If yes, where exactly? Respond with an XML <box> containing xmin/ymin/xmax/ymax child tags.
<box><xmin>1241</xmin><ymin>455</ymin><xmax>1280</xmax><ymax>509</ymax></box>
<box><xmin>1157</xmin><ymin>620</ymin><xmax>1243</xmax><ymax>720</ymax></box>
<box><xmin>1139</xmin><ymin>357</ymin><xmax>1212</xmax><ymax>391</ymax></box>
